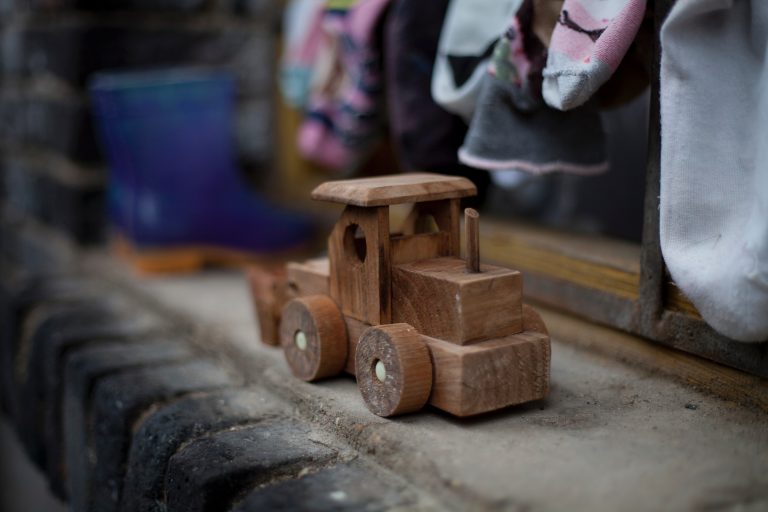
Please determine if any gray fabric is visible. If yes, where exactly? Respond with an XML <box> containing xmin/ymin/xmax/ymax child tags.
<box><xmin>459</xmin><ymin>73</ymin><xmax>608</xmax><ymax>174</ymax></box>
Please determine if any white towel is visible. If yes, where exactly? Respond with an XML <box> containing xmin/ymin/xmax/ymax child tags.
<box><xmin>660</xmin><ymin>0</ymin><xmax>768</xmax><ymax>341</ymax></box>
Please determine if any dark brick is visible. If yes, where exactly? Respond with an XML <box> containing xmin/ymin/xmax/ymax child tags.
<box><xmin>72</xmin><ymin>0</ymin><xmax>207</xmax><ymax>12</ymax></box>
<box><xmin>13</xmin><ymin>300</ymin><xmax>163</xmax><ymax>473</ymax></box>
<box><xmin>46</xmin><ymin>172</ymin><xmax>105</xmax><ymax>244</ymax></box>
<box><xmin>0</xmin><ymin>93</ymin><xmax>100</xmax><ymax>162</ymax></box>
<box><xmin>2</xmin><ymin>0</ymin><xmax>209</xmax><ymax>13</ymax></box>
<box><xmin>1</xmin><ymin>22</ymin><xmax>274</xmax><ymax>166</ymax></box>
<box><xmin>0</xmin><ymin>24</ymin><xmax>80</xmax><ymax>83</ymax></box>
<box><xmin>0</xmin><ymin>0</ymin><xmax>16</xmax><ymax>15</ymax></box>
<box><xmin>77</xmin><ymin>0</ymin><xmax>206</xmax><ymax>11</ymax></box>
<box><xmin>0</xmin><ymin>159</ymin><xmax>48</xmax><ymax>221</ymax></box>
<box><xmin>3</xmin><ymin>24</ymin><xmax>273</xmax><ymax>95</ymax></box>
<box><xmin>232</xmin><ymin>462</ymin><xmax>418</xmax><ymax>512</ymax></box>
<box><xmin>62</xmin><ymin>339</ymin><xmax>195</xmax><ymax>509</ymax></box>
<box><xmin>0</xmin><ymin>211</ymin><xmax>79</xmax><ymax>269</ymax></box>
<box><xmin>165</xmin><ymin>420</ymin><xmax>337</xmax><ymax>512</ymax></box>
<box><xmin>46</xmin><ymin>337</ymin><xmax>191</xmax><ymax>499</ymax></box>
<box><xmin>0</xmin><ymin>275</ymin><xmax>100</xmax><ymax>419</ymax></box>
<box><xmin>0</xmin><ymin>157</ymin><xmax>106</xmax><ymax>244</ymax></box>
<box><xmin>225</xmin><ymin>0</ymin><xmax>276</xmax><ymax>19</ymax></box>
<box><xmin>67</xmin><ymin>360</ymin><xmax>237</xmax><ymax>512</ymax></box>
<box><xmin>121</xmin><ymin>388</ymin><xmax>281</xmax><ymax>512</ymax></box>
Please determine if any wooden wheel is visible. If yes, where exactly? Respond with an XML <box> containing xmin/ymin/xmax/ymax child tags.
<box><xmin>522</xmin><ymin>304</ymin><xmax>548</xmax><ymax>335</ymax></box>
<box><xmin>279</xmin><ymin>295</ymin><xmax>348</xmax><ymax>381</ymax></box>
<box><xmin>355</xmin><ymin>323</ymin><xmax>432</xmax><ymax>417</ymax></box>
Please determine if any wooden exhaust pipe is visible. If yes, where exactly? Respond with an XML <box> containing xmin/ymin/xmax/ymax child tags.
<box><xmin>465</xmin><ymin>208</ymin><xmax>480</xmax><ymax>273</ymax></box>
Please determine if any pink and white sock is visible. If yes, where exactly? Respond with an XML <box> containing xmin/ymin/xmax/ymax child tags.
<box><xmin>542</xmin><ymin>0</ymin><xmax>645</xmax><ymax>111</ymax></box>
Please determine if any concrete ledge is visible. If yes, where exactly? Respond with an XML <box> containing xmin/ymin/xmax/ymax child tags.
<box><xmin>83</xmin><ymin>253</ymin><xmax>768</xmax><ymax>512</ymax></box>
<box><xmin>1</xmin><ymin>230</ymin><xmax>767</xmax><ymax>511</ymax></box>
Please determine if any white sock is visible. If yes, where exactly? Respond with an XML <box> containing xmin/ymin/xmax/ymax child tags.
<box><xmin>431</xmin><ymin>0</ymin><xmax>522</xmax><ymax>121</ymax></box>
<box><xmin>660</xmin><ymin>0</ymin><xmax>768</xmax><ymax>342</ymax></box>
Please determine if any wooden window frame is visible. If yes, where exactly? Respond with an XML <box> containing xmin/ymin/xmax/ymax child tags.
<box><xmin>482</xmin><ymin>0</ymin><xmax>767</xmax><ymax>377</ymax></box>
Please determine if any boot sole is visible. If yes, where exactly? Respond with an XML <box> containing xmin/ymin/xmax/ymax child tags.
<box><xmin>112</xmin><ymin>235</ymin><xmax>307</xmax><ymax>274</ymax></box>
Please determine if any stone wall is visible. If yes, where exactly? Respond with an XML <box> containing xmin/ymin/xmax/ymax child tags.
<box><xmin>0</xmin><ymin>0</ymin><xmax>279</xmax><ymax>245</ymax></box>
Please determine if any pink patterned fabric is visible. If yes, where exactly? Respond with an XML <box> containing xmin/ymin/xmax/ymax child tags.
<box><xmin>543</xmin><ymin>0</ymin><xmax>646</xmax><ymax>110</ymax></box>
<box><xmin>548</xmin><ymin>0</ymin><xmax>603</xmax><ymax>64</ymax></box>
<box><xmin>298</xmin><ymin>0</ymin><xmax>391</xmax><ymax>172</ymax></box>
<box><xmin>593</xmin><ymin>0</ymin><xmax>646</xmax><ymax>70</ymax></box>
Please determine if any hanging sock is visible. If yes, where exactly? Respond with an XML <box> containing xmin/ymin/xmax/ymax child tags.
<box><xmin>384</xmin><ymin>0</ymin><xmax>469</xmax><ymax>171</ymax></box>
<box><xmin>459</xmin><ymin>0</ymin><xmax>608</xmax><ymax>176</ymax></box>
<box><xmin>459</xmin><ymin>75</ymin><xmax>608</xmax><ymax>175</ymax></box>
<box><xmin>660</xmin><ymin>0</ymin><xmax>768</xmax><ymax>342</ymax></box>
<box><xmin>542</xmin><ymin>0</ymin><xmax>646</xmax><ymax>111</ymax></box>
<box><xmin>298</xmin><ymin>0</ymin><xmax>391</xmax><ymax>173</ymax></box>
<box><xmin>279</xmin><ymin>0</ymin><xmax>326</xmax><ymax>109</ymax></box>
<box><xmin>431</xmin><ymin>0</ymin><xmax>522</xmax><ymax>122</ymax></box>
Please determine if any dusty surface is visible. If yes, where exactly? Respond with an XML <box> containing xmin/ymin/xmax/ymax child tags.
<box><xmin>98</xmin><ymin>263</ymin><xmax>768</xmax><ymax>512</ymax></box>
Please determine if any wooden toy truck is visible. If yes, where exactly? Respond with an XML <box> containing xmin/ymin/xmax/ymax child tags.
<box><xmin>249</xmin><ymin>173</ymin><xmax>550</xmax><ymax>417</ymax></box>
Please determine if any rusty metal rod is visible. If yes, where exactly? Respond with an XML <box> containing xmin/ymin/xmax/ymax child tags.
<box><xmin>465</xmin><ymin>208</ymin><xmax>480</xmax><ymax>272</ymax></box>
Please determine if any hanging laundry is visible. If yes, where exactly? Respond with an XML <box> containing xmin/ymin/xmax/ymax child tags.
<box><xmin>542</xmin><ymin>0</ymin><xmax>646</xmax><ymax>111</ymax></box>
<box><xmin>383</xmin><ymin>0</ymin><xmax>492</xmax><ymax>204</ymax></box>
<box><xmin>383</xmin><ymin>0</ymin><xmax>468</xmax><ymax>171</ymax></box>
<box><xmin>458</xmin><ymin>0</ymin><xmax>608</xmax><ymax>176</ymax></box>
<box><xmin>531</xmin><ymin>0</ymin><xmax>651</xmax><ymax>110</ymax></box>
<box><xmin>594</xmin><ymin>12</ymin><xmax>652</xmax><ymax>110</ymax></box>
<box><xmin>431</xmin><ymin>0</ymin><xmax>522</xmax><ymax>122</ymax></box>
<box><xmin>532</xmin><ymin>0</ymin><xmax>564</xmax><ymax>47</ymax></box>
<box><xmin>279</xmin><ymin>0</ymin><xmax>326</xmax><ymax>109</ymax></box>
<box><xmin>298</xmin><ymin>0</ymin><xmax>391</xmax><ymax>173</ymax></box>
<box><xmin>660</xmin><ymin>0</ymin><xmax>768</xmax><ymax>342</ymax></box>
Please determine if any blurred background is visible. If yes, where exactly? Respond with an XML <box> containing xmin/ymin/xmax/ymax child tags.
<box><xmin>0</xmin><ymin>3</ymin><xmax>681</xmax><ymax>510</ymax></box>
<box><xmin>0</xmin><ymin>0</ymin><xmax>650</xmax><ymax>278</ymax></box>
<box><xmin>0</xmin><ymin>0</ymin><xmax>281</xmax><ymax>255</ymax></box>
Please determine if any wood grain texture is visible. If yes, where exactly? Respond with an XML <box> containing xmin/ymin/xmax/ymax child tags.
<box><xmin>391</xmin><ymin>199</ymin><xmax>462</xmax><ymax>265</ymax></box>
<box><xmin>425</xmin><ymin>331</ymin><xmax>551</xmax><ymax>417</ymax></box>
<box><xmin>392</xmin><ymin>257</ymin><xmax>523</xmax><ymax>344</ymax></box>
<box><xmin>311</xmin><ymin>173</ymin><xmax>476</xmax><ymax>207</ymax></box>
<box><xmin>247</xmin><ymin>266</ymin><xmax>288</xmax><ymax>346</ymax></box>
<box><xmin>343</xmin><ymin>316</ymin><xmax>370</xmax><ymax>375</ymax></box>
<box><xmin>390</xmin><ymin>232</ymin><xmax>449</xmax><ymax>265</ymax></box>
<box><xmin>355</xmin><ymin>323</ymin><xmax>432</xmax><ymax>417</ymax></box>
<box><xmin>478</xmin><ymin>218</ymin><xmax>641</xmax><ymax>300</ymax></box>
<box><xmin>287</xmin><ymin>258</ymin><xmax>330</xmax><ymax>298</ymax></box>
<box><xmin>664</xmin><ymin>282</ymin><xmax>702</xmax><ymax>319</ymax></box>
<box><xmin>400</xmin><ymin>199</ymin><xmax>461</xmax><ymax>256</ymax></box>
<box><xmin>328</xmin><ymin>205</ymin><xmax>391</xmax><ymax>324</ymax></box>
<box><xmin>465</xmin><ymin>208</ymin><xmax>480</xmax><ymax>273</ymax></box>
<box><xmin>522</xmin><ymin>304</ymin><xmax>549</xmax><ymax>336</ymax></box>
<box><xmin>279</xmin><ymin>296</ymin><xmax>348</xmax><ymax>381</ymax></box>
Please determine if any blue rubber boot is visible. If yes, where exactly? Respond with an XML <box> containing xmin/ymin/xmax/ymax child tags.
<box><xmin>90</xmin><ymin>69</ymin><xmax>312</xmax><ymax>269</ymax></box>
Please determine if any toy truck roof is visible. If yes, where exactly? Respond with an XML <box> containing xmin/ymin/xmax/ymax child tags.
<box><xmin>311</xmin><ymin>173</ymin><xmax>477</xmax><ymax>207</ymax></box>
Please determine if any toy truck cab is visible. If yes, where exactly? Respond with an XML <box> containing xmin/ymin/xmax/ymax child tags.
<box><xmin>252</xmin><ymin>173</ymin><xmax>551</xmax><ymax>417</ymax></box>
